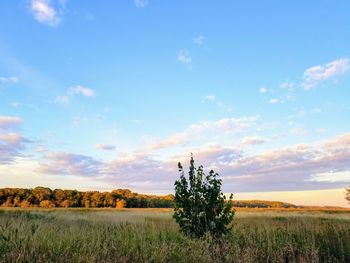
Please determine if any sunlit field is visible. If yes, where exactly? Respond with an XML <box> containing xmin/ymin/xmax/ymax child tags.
<box><xmin>1</xmin><ymin>208</ymin><xmax>349</xmax><ymax>263</ymax></box>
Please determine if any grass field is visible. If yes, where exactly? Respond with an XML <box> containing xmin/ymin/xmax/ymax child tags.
<box><xmin>0</xmin><ymin>208</ymin><xmax>349</xmax><ymax>263</ymax></box>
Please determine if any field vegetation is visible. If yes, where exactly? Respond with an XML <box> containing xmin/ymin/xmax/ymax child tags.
<box><xmin>0</xmin><ymin>208</ymin><xmax>349</xmax><ymax>263</ymax></box>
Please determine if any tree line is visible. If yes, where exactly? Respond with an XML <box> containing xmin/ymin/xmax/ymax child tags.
<box><xmin>231</xmin><ymin>200</ymin><xmax>298</xmax><ymax>208</ymax></box>
<box><xmin>0</xmin><ymin>187</ymin><xmax>174</xmax><ymax>208</ymax></box>
<box><xmin>0</xmin><ymin>187</ymin><xmax>305</xmax><ymax>209</ymax></box>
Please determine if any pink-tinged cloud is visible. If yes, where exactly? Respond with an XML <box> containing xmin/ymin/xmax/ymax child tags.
<box><xmin>37</xmin><ymin>152</ymin><xmax>104</xmax><ymax>177</ymax></box>
<box><xmin>35</xmin><ymin>133</ymin><xmax>350</xmax><ymax>193</ymax></box>
<box><xmin>303</xmin><ymin>58</ymin><xmax>349</xmax><ymax>89</ymax></box>
<box><xmin>240</xmin><ymin>136</ymin><xmax>267</xmax><ymax>146</ymax></box>
<box><xmin>146</xmin><ymin>116</ymin><xmax>259</xmax><ymax>151</ymax></box>
<box><xmin>95</xmin><ymin>144</ymin><xmax>116</xmax><ymax>151</ymax></box>
<box><xmin>29</xmin><ymin>0</ymin><xmax>60</xmax><ymax>26</ymax></box>
<box><xmin>0</xmin><ymin>116</ymin><xmax>29</xmax><ymax>164</ymax></box>
<box><xmin>0</xmin><ymin>116</ymin><xmax>22</xmax><ymax>130</ymax></box>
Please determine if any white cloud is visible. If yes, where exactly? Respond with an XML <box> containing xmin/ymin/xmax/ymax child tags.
<box><xmin>259</xmin><ymin>87</ymin><xmax>268</xmax><ymax>93</ymax></box>
<box><xmin>178</xmin><ymin>49</ymin><xmax>192</xmax><ymax>68</ymax></box>
<box><xmin>303</xmin><ymin>58</ymin><xmax>349</xmax><ymax>89</ymax></box>
<box><xmin>147</xmin><ymin>132</ymin><xmax>188</xmax><ymax>151</ymax></box>
<box><xmin>289</xmin><ymin>126</ymin><xmax>309</xmax><ymax>136</ymax></box>
<box><xmin>134</xmin><ymin>0</ymin><xmax>149</xmax><ymax>8</ymax></box>
<box><xmin>69</xmin><ymin>85</ymin><xmax>95</xmax><ymax>97</ymax></box>
<box><xmin>280</xmin><ymin>81</ymin><xmax>294</xmax><ymax>91</ymax></box>
<box><xmin>312</xmin><ymin>108</ymin><xmax>322</xmax><ymax>113</ymax></box>
<box><xmin>202</xmin><ymin>116</ymin><xmax>258</xmax><ymax>132</ymax></box>
<box><xmin>309</xmin><ymin>171</ymin><xmax>350</xmax><ymax>183</ymax></box>
<box><xmin>95</xmin><ymin>144</ymin><xmax>116</xmax><ymax>151</ymax></box>
<box><xmin>29</xmin><ymin>0</ymin><xmax>62</xmax><ymax>26</ymax></box>
<box><xmin>0</xmin><ymin>76</ymin><xmax>19</xmax><ymax>84</ymax></box>
<box><xmin>193</xmin><ymin>36</ymin><xmax>205</xmax><ymax>45</ymax></box>
<box><xmin>145</xmin><ymin>116</ymin><xmax>259</xmax><ymax>151</ymax></box>
<box><xmin>56</xmin><ymin>85</ymin><xmax>95</xmax><ymax>104</ymax></box>
<box><xmin>260</xmin><ymin>82</ymin><xmax>294</xmax><ymax>105</ymax></box>
<box><xmin>11</xmin><ymin>102</ymin><xmax>21</xmax><ymax>108</ymax></box>
<box><xmin>269</xmin><ymin>98</ymin><xmax>279</xmax><ymax>104</ymax></box>
<box><xmin>287</xmin><ymin>109</ymin><xmax>305</xmax><ymax>120</ymax></box>
<box><xmin>201</xmin><ymin>95</ymin><xmax>233</xmax><ymax>112</ymax></box>
<box><xmin>202</xmin><ymin>95</ymin><xmax>216</xmax><ymax>102</ymax></box>
<box><xmin>259</xmin><ymin>58</ymin><xmax>349</xmax><ymax>105</ymax></box>
<box><xmin>55</xmin><ymin>95</ymin><xmax>69</xmax><ymax>104</ymax></box>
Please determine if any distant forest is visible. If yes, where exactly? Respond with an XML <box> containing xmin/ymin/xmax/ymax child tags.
<box><xmin>0</xmin><ymin>187</ymin><xmax>298</xmax><ymax>209</ymax></box>
<box><xmin>0</xmin><ymin>187</ymin><xmax>173</xmax><ymax>208</ymax></box>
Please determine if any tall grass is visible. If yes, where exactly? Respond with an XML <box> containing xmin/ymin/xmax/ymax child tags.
<box><xmin>0</xmin><ymin>209</ymin><xmax>349</xmax><ymax>262</ymax></box>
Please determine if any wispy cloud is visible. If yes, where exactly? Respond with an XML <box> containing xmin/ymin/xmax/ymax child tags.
<box><xmin>146</xmin><ymin>132</ymin><xmax>189</xmax><ymax>151</ymax></box>
<box><xmin>11</xmin><ymin>102</ymin><xmax>21</xmax><ymax>108</ymax></box>
<box><xmin>0</xmin><ymin>76</ymin><xmax>19</xmax><ymax>84</ymax></box>
<box><xmin>240</xmin><ymin>136</ymin><xmax>267</xmax><ymax>146</ymax></box>
<box><xmin>145</xmin><ymin>116</ymin><xmax>259</xmax><ymax>151</ymax></box>
<box><xmin>202</xmin><ymin>95</ymin><xmax>216</xmax><ymax>102</ymax></box>
<box><xmin>130</xmin><ymin>119</ymin><xmax>141</xmax><ymax>124</ymax></box>
<box><xmin>55</xmin><ymin>95</ymin><xmax>69</xmax><ymax>104</ymax></box>
<box><xmin>69</xmin><ymin>85</ymin><xmax>95</xmax><ymax>97</ymax></box>
<box><xmin>269</xmin><ymin>98</ymin><xmax>279</xmax><ymax>104</ymax></box>
<box><xmin>193</xmin><ymin>36</ymin><xmax>205</xmax><ymax>46</ymax></box>
<box><xmin>178</xmin><ymin>49</ymin><xmax>192</xmax><ymax>69</ymax></box>
<box><xmin>95</xmin><ymin>144</ymin><xmax>116</xmax><ymax>151</ymax></box>
<box><xmin>260</xmin><ymin>58</ymin><xmax>349</xmax><ymax>106</ymax></box>
<box><xmin>260</xmin><ymin>83</ymin><xmax>292</xmax><ymax>106</ymax></box>
<box><xmin>312</xmin><ymin>108</ymin><xmax>322</xmax><ymax>113</ymax></box>
<box><xmin>303</xmin><ymin>58</ymin><xmax>349</xmax><ymax>89</ymax></box>
<box><xmin>280</xmin><ymin>81</ymin><xmax>295</xmax><ymax>91</ymax></box>
<box><xmin>134</xmin><ymin>0</ymin><xmax>149</xmax><ymax>8</ymax></box>
<box><xmin>29</xmin><ymin>0</ymin><xmax>63</xmax><ymax>27</ymax></box>
<box><xmin>56</xmin><ymin>85</ymin><xmax>95</xmax><ymax>104</ymax></box>
<box><xmin>202</xmin><ymin>95</ymin><xmax>233</xmax><ymax>112</ymax></box>
<box><xmin>259</xmin><ymin>87</ymin><xmax>268</xmax><ymax>93</ymax></box>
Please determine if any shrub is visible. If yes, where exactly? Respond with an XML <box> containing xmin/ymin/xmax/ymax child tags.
<box><xmin>173</xmin><ymin>155</ymin><xmax>235</xmax><ymax>238</ymax></box>
<box><xmin>346</xmin><ymin>187</ymin><xmax>350</xmax><ymax>203</ymax></box>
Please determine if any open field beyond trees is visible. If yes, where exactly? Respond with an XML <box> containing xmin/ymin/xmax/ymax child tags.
<box><xmin>0</xmin><ymin>208</ymin><xmax>349</xmax><ymax>263</ymax></box>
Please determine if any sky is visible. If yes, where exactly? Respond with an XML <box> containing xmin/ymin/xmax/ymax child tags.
<box><xmin>0</xmin><ymin>0</ymin><xmax>350</xmax><ymax>207</ymax></box>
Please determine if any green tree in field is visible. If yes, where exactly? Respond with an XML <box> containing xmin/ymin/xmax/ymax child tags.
<box><xmin>173</xmin><ymin>155</ymin><xmax>235</xmax><ymax>238</ymax></box>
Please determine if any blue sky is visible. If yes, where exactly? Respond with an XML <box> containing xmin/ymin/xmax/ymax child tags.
<box><xmin>1</xmin><ymin>0</ymin><xmax>350</xmax><ymax>206</ymax></box>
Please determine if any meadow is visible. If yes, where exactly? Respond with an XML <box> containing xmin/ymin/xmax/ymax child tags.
<box><xmin>0</xmin><ymin>208</ymin><xmax>349</xmax><ymax>263</ymax></box>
